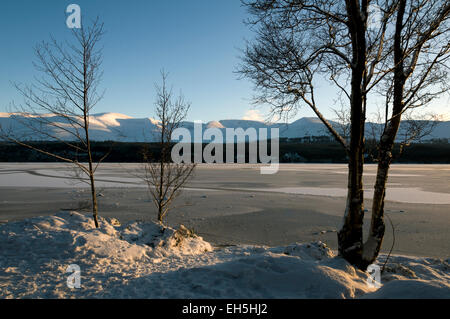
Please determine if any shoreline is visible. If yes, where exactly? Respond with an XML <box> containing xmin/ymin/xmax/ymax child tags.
<box><xmin>0</xmin><ymin>163</ymin><xmax>449</xmax><ymax>259</ymax></box>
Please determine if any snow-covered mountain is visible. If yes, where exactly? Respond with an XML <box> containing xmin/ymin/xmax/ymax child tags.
<box><xmin>0</xmin><ymin>112</ymin><xmax>449</xmax><ymax>142</ymax></box>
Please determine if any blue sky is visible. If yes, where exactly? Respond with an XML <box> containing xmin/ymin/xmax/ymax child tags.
<box><xmin>0</xmin><ymin>0</ymin><xmax>448</xmax><ymax>122</ymax></box>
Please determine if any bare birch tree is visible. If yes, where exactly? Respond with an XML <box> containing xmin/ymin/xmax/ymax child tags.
<box><xmin>143</xmin><ymin>72</ymin><xmax>196</xmax><ymax>224</ymax></box>
<box><xmin>363</xmin><ymin>0</ymin><xmax>450</xmax><ymax>266</ymax></box>
<box><xmin>0</xmin><ymin>18</ymin><xmax>106</xmax><ymax>228</ymax></box>
<box><xmin>239</xmin><ymin>0</ymin><xmax>449</xmax><ymax>269</ymax></box>
<box><xmin>240</xmin><ymin>0</ymin><xmax>389</xmax><ymax>268</ymax></box>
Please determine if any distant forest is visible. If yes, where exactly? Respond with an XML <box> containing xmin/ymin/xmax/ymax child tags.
<box><xmin>0</xmin><ymin>140</ymin><xmax>449</xmax><ymax>164</ymax></box>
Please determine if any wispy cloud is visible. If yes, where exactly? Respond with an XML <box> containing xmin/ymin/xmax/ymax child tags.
<box><xmin>242</xmin><ymin>109</ymin><xmax>264</xmax><ymax>121</ymax></box>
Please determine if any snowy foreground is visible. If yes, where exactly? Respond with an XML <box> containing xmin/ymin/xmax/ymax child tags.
<box><xmin>0</xmin><ymin>212</ymin><xmax>449</xmax><ymax>299</ymax></box>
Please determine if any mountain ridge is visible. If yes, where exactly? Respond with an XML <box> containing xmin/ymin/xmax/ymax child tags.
<box><xmin>0</xmin><ymin>112</ymin><xmax>449</xmax><ymax>142</ymax></box>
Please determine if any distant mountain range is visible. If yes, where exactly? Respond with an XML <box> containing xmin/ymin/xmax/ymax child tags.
<box><xmin>0</xmin><ymin>112</ymin><xmax>449</xmax><ymax>143</ymax></box>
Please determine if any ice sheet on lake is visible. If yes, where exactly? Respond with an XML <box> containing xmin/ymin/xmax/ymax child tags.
<box><xmin>238</xmin><ymin>187</ymin><xmax>450</xmax><ymax>205</ymax></box>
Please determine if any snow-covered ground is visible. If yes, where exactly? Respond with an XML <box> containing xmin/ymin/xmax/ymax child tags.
<box><xmin>1</xmin><ymin>212</ymin><xmax>449</xmax><ymax>298</ymax></box>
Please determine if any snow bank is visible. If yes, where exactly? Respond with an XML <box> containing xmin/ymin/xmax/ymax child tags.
<box><xmin>145</xmin><ymin>243</ymin><xmax>373</xmax><ymax>299</ymax></box>
<box><xmin>0</xmin><ymin>212</ymin><xmax>212</xmax><ymax>298</ymax></box>
<box><xmin>0</xmin><ymin>213</ymin><xmax>448</xmax><ymax>298</ymax></box>
<box><xmin>120</xmin><ymin>221</ymin><xmax>213</xmax><ymax>257</ymax></box>
<box><xmin>363</xmin><ymin>255</ymin><xmax>450</xmax><ymax>298</ymax></box>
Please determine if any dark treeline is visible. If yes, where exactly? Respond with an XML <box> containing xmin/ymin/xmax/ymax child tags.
<box><xmin>0</xmin><ymin>141</ymin><xmax>449</xmax><ymax>164</ymax></box>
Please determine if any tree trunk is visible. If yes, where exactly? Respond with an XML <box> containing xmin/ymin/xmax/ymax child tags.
<box><xmin>86</xmin><ymin>123</ymin><xmax>99</xmax><ymax>228</ymax></box>
<box><xmin>158</xmin><ymin>106</ymin><xmax>166</xmax><ymax>224</ymax></box>
<box><xmin>89</xmin><ymin>169</ymin><xmax>99</xmax><ymax>228</ymax></box>
<box><xmin>362</xmin><ymin>119</ymin><xmax>400</xmax><ymax>267</ymax></box>
<box><xmin>337</xmin><ymin>0</ymin><xmax>367</xmax><ymax>269</ymax></box>
<box><xmin>337</xmin><ymin>86</ymin><xmax>366</xmax><ymax>268</ymax></box>
<box><xmin>361</xmin><ymin>0</ymin><xmax>407</xmax><ymax>268</ymax></box>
